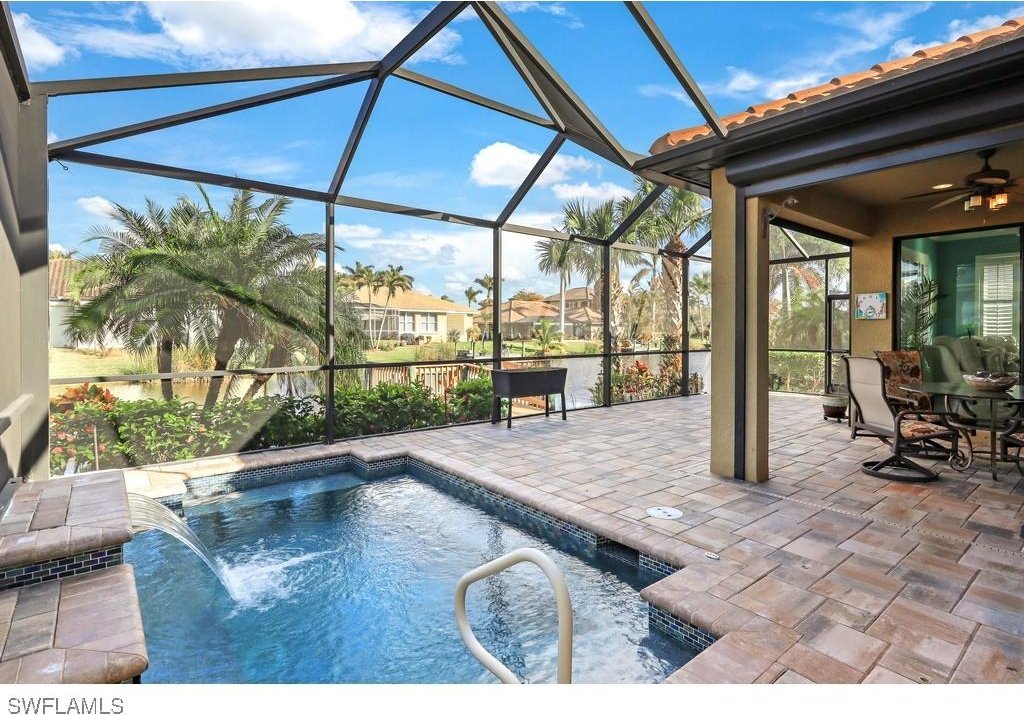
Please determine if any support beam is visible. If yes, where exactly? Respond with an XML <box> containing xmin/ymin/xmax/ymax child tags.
<box><xmin>779</xmin><ymin>225</ymin><xmax>809</xmax><ymax>259</ymax></box>
<box><xmin>57</xmin><ymin>150</ymin><xmax>497</xmax><ymax>229</ymax></box>
<box><xmin>35</xmin><ymin>61</ymin><xmax>378</xmax><ymax>97</ymax></box>
<box><xmin>0</xmin><ymin>3</ymin><xmax>29</xmax><ymax>103</ymax></box>
<box><xmin>336</xmin><ymin>193</ymin><xmax>495</xmax><ymax>229</ymax></box>
<box><xmin>496</xmin><ymin>134</ymin><xmax>566</xmax><ymax>225</ymax></box>
<box><xmin>14</xmin><ymin>94</ymin><xmax>48</xmax><ymax>480</ymax></box>
<box><xmin>57</xmin><ymin>150</ymin><xmax>333</xmax><ymax>202</ymax></box>
<box><xmin>624</xmin><ymin>1</ymin><xmax>727</xmax><ymax>140</ymax></box>
<box><xmin>328</xmin><ymin>76</ymin><xmax>383</xmax><ymax>199</ymax></box>
<box><xmin>601</xmin><ymin>243</ymin><xmax>612</xmax><ymax>404</ymax></box>
<box><xmin>683</xmin><ymin>230</ymin><xmax>711</xmax><ymax>258</ymax></box>
<box><xmin>709</xmin><ymin>168</ymin><xmax>768</xmax><ymax>482</ymax></box>
<box><xmin>607</xmin><ymin>184</ymin><xmax>666</xmax><ymax>245</ymax></box>
<box><xmin>393</xmin><ymin>68</ymin><xmax>554</xmax><ymax>129</ymax></box>
<box><xmin>492</xmin><ymin>227</ymin><xmax>503</xmax><ymax>370</ymax></box>
<box><xmin>49</xmin><ymin>71</ymin><xmax>375</xmax><ymax>155</ymax></box>
<box><xmin>378</xmin><ymin>2</ymin><xmax>468</xmax><ymax>76</ymax></box>
<box><xmin>325</xmin><ymin>203</ymin><xmax>336</xmax><ymax>444</ymax></box>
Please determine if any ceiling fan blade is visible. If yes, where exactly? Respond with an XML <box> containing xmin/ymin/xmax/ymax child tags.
<box><xmin>900</xmin><ymin>186</ymin><xmax>968</xmax><ymax>200</ymax></box>
<box><xmin>928</xmin><ymin>192</ymin><xmax>971</xmax><ymax>211</ymax></box>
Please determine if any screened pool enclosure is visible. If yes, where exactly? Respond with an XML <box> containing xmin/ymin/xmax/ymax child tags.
<box><xmin>39</xmin><ymin>2</ymin><xmax>718</xmax><ymax>474</ymax></box>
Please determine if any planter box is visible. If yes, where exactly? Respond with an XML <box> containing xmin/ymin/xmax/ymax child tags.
<box><xmin>491</xmin><ymin>368</ymin><xmax>568</xmax><ymax>429</ymax></box>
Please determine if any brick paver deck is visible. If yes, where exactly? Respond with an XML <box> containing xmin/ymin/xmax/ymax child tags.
<box><xmin>140</xmin><ymin>392</ymin><xmax>1024</xmax><ymax>684</ymax></box>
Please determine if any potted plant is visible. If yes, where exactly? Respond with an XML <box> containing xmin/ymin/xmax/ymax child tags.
<box><xmin>821</xmin><ymin>386</ymin><xmax>848</xmax><ymax>421</ymax></box>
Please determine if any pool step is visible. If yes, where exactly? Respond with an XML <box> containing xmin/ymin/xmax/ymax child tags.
<box><xmin>0</xmin><ymin>564</ymin><xmax>148</xmax><ymax>683</ymax></box>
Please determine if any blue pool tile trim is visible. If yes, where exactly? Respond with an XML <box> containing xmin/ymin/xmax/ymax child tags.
<box><xmin>649</xmin><ymin>605</ymin><xmax>717</xmax><ymax>654</ymax></box>
<box><xmin>180</xmin><ymin>452</ymin><xmax>724</xmax><ymax>652</ymax></box>
<box><xmin>0</xmin><ymin>546</ymin><xmax>123</xmax><ymax>591</ymax></box>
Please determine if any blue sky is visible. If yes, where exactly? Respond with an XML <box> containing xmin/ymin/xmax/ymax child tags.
<box><xmin>13</xmin><ymin>0</ymin><xmax>1024</xmax><ymax>300</ymax></box>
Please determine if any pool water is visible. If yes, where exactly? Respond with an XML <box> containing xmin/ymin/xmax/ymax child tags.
<box><xmin>126</xmin><ymin>472</ymin><xmax>696</xmax><ymax>683</ymax></box>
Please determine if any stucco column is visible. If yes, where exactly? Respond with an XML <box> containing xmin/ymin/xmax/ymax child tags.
<box><xmin>709</xmin><ymin>168</ymin><xmax>769</xmax><ymax>482</ymax></box>
<box><xmin>16</xmin><ymin>94</ymin><xmax>50</xmax><ymax>481</ymax></box>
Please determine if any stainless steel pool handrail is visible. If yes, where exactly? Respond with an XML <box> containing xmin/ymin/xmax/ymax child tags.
<box><xmin>454</xmin><ymin>547</ymin><xmax>573</xmax><ymax>684</ymax></box>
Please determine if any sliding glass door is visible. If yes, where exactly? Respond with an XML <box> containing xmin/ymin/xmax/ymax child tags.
<box><xmin>897</xmin><ymin>226</ymin><xmax>1023</xmax><ymax>381</ymax></box>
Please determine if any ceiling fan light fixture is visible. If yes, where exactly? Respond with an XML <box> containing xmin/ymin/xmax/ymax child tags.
<box><xmin>964</xmin><ymin>194</ymin><xmax>983</xmax><ymax>212</ymax></box>
<box><xmin>988</xmin><ymin>192</ymin><xmax>1009</xmax><ymax>211</ymax></box>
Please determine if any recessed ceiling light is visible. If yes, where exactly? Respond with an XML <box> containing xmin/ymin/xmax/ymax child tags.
<box><xmin>932</xmin><ymin>183</ymin><xmax>954</xmax><ymax>190</ymax></box>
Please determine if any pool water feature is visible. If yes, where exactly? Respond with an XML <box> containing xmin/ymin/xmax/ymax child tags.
<box><xmin>126</xmin><ymin>472</ymin><xmax>697</xmax><ymax>683</ymax></box>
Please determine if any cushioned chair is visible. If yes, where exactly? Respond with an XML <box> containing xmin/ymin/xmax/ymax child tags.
<box><xmin>874</xmin><ymin>350</ymin><xmax>930</xmax><ymax>411</ymax></box>
<box><xmin>844</xmin><ymin>355</ymin><xmax>969</xmax><ymax>482</ymax></box>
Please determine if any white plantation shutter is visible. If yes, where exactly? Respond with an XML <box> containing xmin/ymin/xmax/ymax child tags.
<box><xmin>980</xmin><ymin>260</ymin><xmax>1016</xmax><ymax>337</ymax></box>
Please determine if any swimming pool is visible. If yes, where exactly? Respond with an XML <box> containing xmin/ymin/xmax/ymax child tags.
<box><xmin>126</xmin><ymin>471</ymin><xmax>696</xmax><ymax>683</ymax></box>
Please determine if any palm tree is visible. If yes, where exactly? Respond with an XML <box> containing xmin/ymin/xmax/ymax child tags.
<box><xmin>651</xmin><ymin>184</ymin><xmax>711</xmax><ymax>344</ymax></box>
<box><xmin>474</xmin><ymin>274</ymin><xmax>494</xmax><ymax>303</ymax></box>
<box><xmin>688</xmin><ymin>271</ymin><xmax>712</xmax><ymax>346</ymax></box>
<box><xmin>531</xmin><ymin>319</ymin><xmax>564</xmax><ymax>356</ymax></box>
<box><xmin>536</xmin><ymin>238</ymin><xmax>581</xmax><ymax>339</ymax></box>
<box><xmin>374</xmin><ymin>264</ymin><xmax>414</xmax><ymax>347</ymax></box>
<box><xmin>464</xmin><ymin>286</ymin><xmax>482</xmax><ymax>307</ymax></box>
<box><xmin>66</xmin><ymin>197</ymin><xmax>211</xmax><ymax>400</ymax></box>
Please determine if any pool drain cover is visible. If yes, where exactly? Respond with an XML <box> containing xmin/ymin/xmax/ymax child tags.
<box><xmin>646</xmin><ymin>506</ymin><xmax>683</xmax><ymax>520</ymax></box>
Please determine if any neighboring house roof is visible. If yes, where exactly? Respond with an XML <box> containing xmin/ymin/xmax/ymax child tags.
<box><xmin>48</xmin><ymin>258</ymin><xmax>102</xmax><ymax>301</ymax></box>
<box><xmin>565</xmin><ymin>306</ymin><xmax>602</xmax><ymax>324</ymax></box>
<box><xmin>479</xmin><ymin>300</ymin><xmax>602</xmax><ymax>326</ymax></box>
<box><xmin>650</xmin><ymin>17</ymin><xmax>1024</xmax><ymax>154</ymax></box>
<box><xmin>544</xmin><ymin>286</ymin><xmax>595</xmax><ymax>303</ymax></box>
<box><xmin>351</xmin><ymin>287</ymin><xmax>475</xmax><ymax>314</ymax></box>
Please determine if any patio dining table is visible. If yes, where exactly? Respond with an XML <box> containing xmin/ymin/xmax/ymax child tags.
<box><xmin>900</xmin><ymin>380</ymin><xmax>1024</xmax><ymax>481</ymax></box>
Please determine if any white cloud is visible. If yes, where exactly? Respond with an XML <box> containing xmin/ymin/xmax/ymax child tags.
<box><xmin>76</xmin><ymin>195</ymin><xmax>116</xmax><ymax>218</ymax></box>
<box><xmin>29</xmin><ymin>1</ymin><xmax>463</xmax><ymax>70</ymax></box>
<box><xmin>335</xmin><ymin>223</ymin><xmax>382</xmax><ymax>240</ymax></box>
<box><xmin>507</xmin><ymin>212</ymin><xmax>562</xmax><ymax>230</ymax></box>
<box><xmin>551</xmin><ymin>181</ymin><xmax>630</xmax><ymax>203</ymax></box>
<box><xmin>49</xmin><ymin>242</ymin><xmax>68</xmax><ymax>255</ymax></box>
<box><xmin>888</xmin><ymin>4</ymin><xmax>1024</xmax><ymax>59</ymax></box>
<box><xmin>470</xmin><ymin>142</ymin><xmax>595</xmax><ymax>189</ymax></box>
<box><xmin>637</xmin><ymin>84</ymin><xmax>687</xmax><ymax>102</ymax></box>
<box><xmin>12</xmin><ymin>12</ymin><xmax>68</xmax><ymax>70</ymax></box>
<box><xmin>47</xmin><ymin>131</ymin><xmax>59</xmax><ymax>144</ymax></box>
<box><xmin>502</xmin><ymin>2</ymin><xmax>583</xmax><ymax>29</ymax></box>
<box><xmin>685</xmin><ymin>4</ymin><xmax>928</xmax><ymax>101</ymax></box>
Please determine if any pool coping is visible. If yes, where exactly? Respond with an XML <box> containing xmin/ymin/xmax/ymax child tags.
<box><xmin>122</xmin><ymin>441</ymin><xmax>800</xmax><ymax>683</ymax></box>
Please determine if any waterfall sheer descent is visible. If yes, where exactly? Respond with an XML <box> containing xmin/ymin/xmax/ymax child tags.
<box><xmin>127</xmin><ymin>492</ymin><xmax>235</xmax><ymax>597</ymax></box>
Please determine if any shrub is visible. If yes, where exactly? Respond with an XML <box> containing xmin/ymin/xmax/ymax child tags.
<box><xmin>447</xmin><ymin>377</ymin><xmax>493</xmax><ymax>423</ymax></box>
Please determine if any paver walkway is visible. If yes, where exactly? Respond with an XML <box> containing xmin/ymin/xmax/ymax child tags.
<box><xmin>137</xmin><ymin>393</ymin><xmax>1024</xmax><ymax>683</ymax></box>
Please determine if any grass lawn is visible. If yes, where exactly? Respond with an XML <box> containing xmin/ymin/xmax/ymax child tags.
<box><xmin>49</xmin><ymin>348</ymin><xmax>138</xmax><ymax>379</ymax></box>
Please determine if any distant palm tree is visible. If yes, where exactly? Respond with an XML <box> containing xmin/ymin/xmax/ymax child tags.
<box><xmin>532</xmin><ymin>319</ymin><xmax>564</xmax><ymax>356</ymax></box>
<box><xmin>474</xmin><ymin>274</ymin><xmax>494</xmax><ymax>303</ymax></box>
<box><xmin>688</xmin><ymin>271</ymin><xmax>712</xmax><ymax>346</ymax></box>
<box><xmin>344</xmin><ymin>261</ymin><xmax>378</xmax><ymax>302</ymax></box>
<box><xmin>464</xmin><ymin>286</ymin><xmax>482</xmax><ymax>307</ymax></box>
<box><xmin>536</xmin><ymin>238</ymin><xmax>581</xmax><ymax>339</ymax></box>
<box><xmin>374</xmin><ymin>264</ymin><xmax>414</xmax><ymax>347</ymax></box>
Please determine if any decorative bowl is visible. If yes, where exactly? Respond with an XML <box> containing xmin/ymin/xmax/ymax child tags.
<box><xmin>963</xmin><ymin>373</ymin><xmax>1019</xmax><ymax>391</ymax></box>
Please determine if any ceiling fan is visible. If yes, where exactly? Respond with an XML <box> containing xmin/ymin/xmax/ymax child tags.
<box><xmin>900</xmin><ymin>148</ymin><xmax>1022</xmax><ymax>211</ymax></box>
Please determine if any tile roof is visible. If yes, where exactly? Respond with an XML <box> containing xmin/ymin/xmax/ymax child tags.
<box><xmin>649</xmin><ymin>17</ymin><xmax>1024</xmax><ymax>154</ymax></box>
<box><xmin>352</xmin><ymin>287</ymin><xmax>475</xmax><ymax>313</ymax></box>
<box><xmin>48</xmin><ymin>258</ymin><xmax>102</xmax><ymax>301</ymax></box>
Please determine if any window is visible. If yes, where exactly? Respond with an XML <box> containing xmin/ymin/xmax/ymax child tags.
<box><xmin>398</xmin><ymin>313</ymin><xmax>415</xmax><ymax>333</ymax></box>
<box><xmin>420</xmin><ymin>314</ymin><xmax>438</xmax><ymax>332</ymax></box>
<box><xmin>978</xmin><ymin>255</ymin><xmax>1019</xmax><ymax>338</ymax></box>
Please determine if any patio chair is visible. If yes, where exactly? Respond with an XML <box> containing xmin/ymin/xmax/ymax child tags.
<box><xmin>844</xmin><ymin>355</ymin><xmax>969</xmax><ymax>482</ymax></box>
<box><xmin>874</xmin><ymin>350</ymin><xmax>930</xmax><ymax>411</ymax></box>
<box><xmin>997</xmin><ymin>403</ymin><xmax>1024</xmax><ymax>477</ymax></box>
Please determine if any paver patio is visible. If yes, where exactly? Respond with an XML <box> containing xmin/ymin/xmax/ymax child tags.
<box><xmin>134</xmin><ymin>392</ymin><xmax>1024</xmax><ymax>684</ymax></box>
